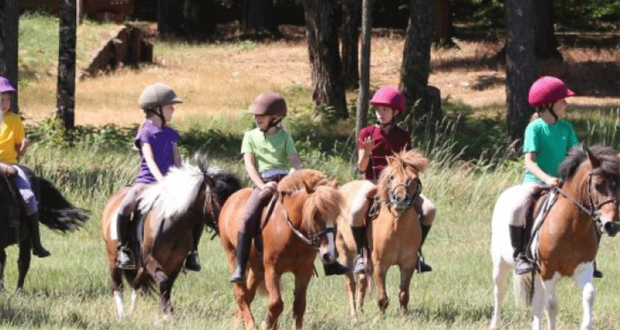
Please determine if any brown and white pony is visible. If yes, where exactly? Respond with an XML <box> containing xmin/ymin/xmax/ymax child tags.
<box><xmin>336</xmin><ymin>149</ymin><xmax>428</xmax><ymax>317</ymax></box>
<box><xmin>101</xmin><ymin>160</ymin><xmax>241</xmax><ymax>320</ymax></box>
<box><xmin>490</xmin><ymin>145</ymin><xmax>620</xmax><ymax>330</ymax></box>
<box><xmin>219</xmin><ymin>169</ymin><xmax>344</xmax><ymax>329</ymax></box>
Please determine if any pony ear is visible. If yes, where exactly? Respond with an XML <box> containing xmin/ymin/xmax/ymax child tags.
<box><xmin>328</xmin><ymin>178</ymin><xmax>338</xmax><ymax>189</ymax></box>
<box><xmin>386</xmin><ymin>155</ymin><xmax>397</xmax><ymax>167</ymax></box>
<box><xmin>586</xmin><ymin>148</ymin><xmax>602</xmax><ymax>169</ymax></box>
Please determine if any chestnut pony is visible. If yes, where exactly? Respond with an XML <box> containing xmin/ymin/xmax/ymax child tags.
<box><xmin>0</xmin><ymin>167</ymin><xmax>88</xmax><ymax>291</ymax></box>
<box><xmin>219</xmin><ymin>169</ymin><xmax>344</xmax><ymax>329</ymax></box>
<box><xmin>101</xmin><ymin>160</ymin><xmax>241</xmax><ymax>320</ymax></box>
<box><xmin>490</xmin><ymin>145</ymin><xmax>620</xmax><ymax>330</ymax></box>
<box><xmin>336</xmin><ymin>149</ymin><xmax>428</xmax><ymax>317</ymax></box>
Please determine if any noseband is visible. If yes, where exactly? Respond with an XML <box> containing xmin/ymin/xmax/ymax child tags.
<box><xmin>388</xmin><ymin>176</ymin><xmax>422</xmax><ymax>210</ymax></box>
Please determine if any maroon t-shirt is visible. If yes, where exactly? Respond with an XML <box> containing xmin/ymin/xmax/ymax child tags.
<box><xmin>358</xmin><ymin>124</ymin><xmax>412</xmax><ymax>181</ymax></box>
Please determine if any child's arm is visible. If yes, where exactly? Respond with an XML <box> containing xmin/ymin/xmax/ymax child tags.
<box><xmin>244</xmin><ymin>153</ymin><xmax>273</xmax><ymax>190</ymax></box>
<box><xmin>357</xmin><ymin>136</ymin><xmax>373</xmax><ymax>172</ymax></box>
<box><xmin>142</xmin><ymin>143</ymin><xmax>166</xmax><ymax>182</ymax></box>
<box><xmin>173</xmin><ymin>143</ymin><xmax>182</xmax><ymax>167</ymax></box>
<box><xmin>524</xmin><ymin>152</ymin><xmax>560</xmax><ymax>186</ymax></box>
<box><xmin>289</xmin><ymin>153</ymin><xmax>302</xmax><ymax>172</ymax></box>
<box><xmin>17</xmin><ymin>138</ymin><xmax>32</xmax><ymax>156</ymax></box>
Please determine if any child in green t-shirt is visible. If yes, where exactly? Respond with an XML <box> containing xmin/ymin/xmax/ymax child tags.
<box><xmin>509</xmin><ymin>76</ymin><xmax>604</xmax><ymax>277</ymax></box>
<box><xmin>229</xmin><ymin>92</ymin><xmax>349</xmax><ymax>283</ymax></box>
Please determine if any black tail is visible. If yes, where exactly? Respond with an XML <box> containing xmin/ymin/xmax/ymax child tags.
<box><xmin>37</xmin><ymin>178</ymin><xmax>89</xmax><ymax>232</ymax></box>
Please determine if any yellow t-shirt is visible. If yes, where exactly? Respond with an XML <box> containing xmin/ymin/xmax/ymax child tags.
<box><xmin>0</xmin><ymin>112</ymin><xmax>24</xmax><ymax>164</ymax></box>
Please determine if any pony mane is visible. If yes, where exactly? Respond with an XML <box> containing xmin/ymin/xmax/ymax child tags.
<box><xmin>138</xmin><ymin>162</ymin><xmax>211</xmax><ymax>220</ymax></box>
<box><xmin>560</xmin><ymin>145</ymin><xmax>620</xmax><ymax>182</ymax></box>
<box><xmin>377</xmin><ymin>149</ymin><xmax>429</xmax><ymax>202</ymax></box>
<box><xmin>277</xmin><ymin>169</ymin><xmax>331</xmax><ymax>195</ymax></box>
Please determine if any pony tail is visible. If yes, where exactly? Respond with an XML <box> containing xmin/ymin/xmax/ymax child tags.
<box><xmin>302</xmin><ymin>185</ymin><xmax>344</xmax><ymax>233</ymax></box>
<box><xmin>513</xmin><ymin>273</ymin><xmax>534</xmax><ymax>307</ymax></box>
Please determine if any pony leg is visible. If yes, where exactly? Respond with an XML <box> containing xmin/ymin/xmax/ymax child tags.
<box><xmin>373</xmin><ymin>265</ymin><xmax>389</xmax><ymax>313</ymax></box>
<box><xmin>0</xmin><ymin>249</ymin><xmax>6</xmax><ymax>292</ymax></box>
<box><xmin>573</xmin><ymin>264</ymin><xmax>595</xmax><ymax>330</ymax></box>
<box><xmin>109</xmin><ymin>263</ymin><xmax>125</xmax><ymax>319</ymax></box>
<box><xmin>292</xmin><ymin>270</ymin><xmax>312</xmax><ymax>330</ymax></box>
<box><xmin>263</xmin><ymin>267</ymin><xmax>283</xmax><ymax>329</ymax></box>
<box><xmin>398</xmin><ymin>266</ymin><xmax>415</xmax><ymax>316</ymax></box>
<box><xmin>16</xmin><ymin>238</ymin><xmax>32</xmax><ymax>292</ymax></box>
<box><xmin>357</xmin><ymin>272</ymin><xmax>369</xmax><ymax>313</ymax></box>
<box><xmin>540</xmin><ymin>276</ymin><xmax>559</xmax><ymax>330</ymax></box>
<box><xmin>531</xmin><ymin>277</ymin><xmax>545</xmax><ymax>330</ymax></box>
<box><xmin>490</xmin><ymin>260</ymin><xmax>511</xmax><ymax>329</ymax></box>
<box><xmin>343</xmin><ymin>272</ymin><xmax>357</xmax><ymax>318</ymax></box>
<box><xmin>129</xmin><ymin>289</ymin><xmax>139</xmax><ymax>315</ymax></box>
<box><xmin>145</xmin><ymin>258</ymin><xmax>174</xmax><ymax>321</ymax></box>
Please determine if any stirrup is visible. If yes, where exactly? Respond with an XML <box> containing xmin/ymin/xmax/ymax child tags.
<box><xmin>353</xmin><ymin>255</ymin><xmax>365</xmax><ymax>274</ymax></box>
<box><xmin>323</xmin><ymin>261</ymin><xmax>351</xmax><ymax>276</ymax></box>
<box><xmin>117</xmin><ymin>247</ymin><xmax>136</xmax><ymax>270</ymax></box>
<box><xmin>514</xmin><ymin>255</ymin><xmax>534</xmax><ymax>275</ymax></box>
<box><xmin>416</xmin><ymin>253</ymin><xmax>432</xmax><ymax>273</ymax></box>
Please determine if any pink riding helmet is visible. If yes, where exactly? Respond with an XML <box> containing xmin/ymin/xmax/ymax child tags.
<box><xmin>0</xmin><ymin>77</ymin><xmax>15</xmax><ymax>94</ymax></box>
<box><xmin>370</xmin><ymin>86</ymin><xmax>406</xmax><ymax>114</ymax></box>
<box><xmin>528</xmin><ymin>76</ymin><xmax>574</xmax><ymax>107</ymax></box>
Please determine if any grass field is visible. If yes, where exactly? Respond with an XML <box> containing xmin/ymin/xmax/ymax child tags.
<box><xmin>2</xmin><ymin>13</ymin><xmax>620</xmax><ymax>330</ymax></box>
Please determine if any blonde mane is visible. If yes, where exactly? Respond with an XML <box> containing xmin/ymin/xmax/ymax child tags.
<box><xmin>277</xmin><ymin>169</ymin><xmax>331</xmax><ymax>195</ymax></box>
<box><xmin>138</xmin><ymin>162</ymin><xmax>206</xmax><ymax>220</ymax></box>
<box><xmin>377</xmin><ymin>149</ymin><xmax>428</xmax><ymax>203</ymax></box>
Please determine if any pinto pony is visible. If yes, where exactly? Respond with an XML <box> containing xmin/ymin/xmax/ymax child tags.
<box><xmin>101</xmin><ymin>160</ymin><xmax>241</xmax><ymax>320</ymax></box>
<box><xmin>336</xmin><ymin>149</ymin><xmax>428</xmax><ymax>317</ymax></box>
<box><xmin>490</xmin><ymin>145</ymin><xmax>620</xmax><ymax>330</ymax></box>
<box><xmin>219</xmin><ymin>169</ymin><xmax>344</xmax><ymax>329</ymax></box>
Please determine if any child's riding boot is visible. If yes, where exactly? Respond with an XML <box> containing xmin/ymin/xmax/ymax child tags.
<box><xmin>185</xmin><ymin>223</ymin><xmax>203</xmax><ymax>272</ymax></box>
<box><xmin>116</xmin><ymin>213</ymin><xmax>135</xmax><ymax>269</ymax></box>
<box><xmin>229</xmin><ymin>230</ymin><xmax>253</xmax><ymax>283</ymax></box>
<box><xmin>417</xmin><ymin>224</ymin><xmax>433</xmax><ymax>273</ymax></box>
<box><xmin>27</xmin><ymin>212</ymin><xmax>50</xmax><ymax>258</ymax></box>
<box><xmin>509</xmin><ymin>225</ymin><xmax>534</xmax><ymax>275</ymax></box>
<box><xmin>323</xmin><ymin>260</ymin><xmax>351</xmax><ymax>276</ymax></box>
<box><xmin>351</xmin><ymin>225</ymin><xmax>366</xmax><ymax>274</ymax></box>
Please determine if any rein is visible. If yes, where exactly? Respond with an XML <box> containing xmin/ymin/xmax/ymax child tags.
<box><xmin>280</xmin><ymin>194</ymin><xmax>335</xmax><ymax>250</ymax></box>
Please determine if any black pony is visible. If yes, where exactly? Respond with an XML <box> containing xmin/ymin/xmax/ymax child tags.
<box><xmin>0</xmin><ymin>166</ymin><xmax>88</xmax><ymax>291</ymax></box>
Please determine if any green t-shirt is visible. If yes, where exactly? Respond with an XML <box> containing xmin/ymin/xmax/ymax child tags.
<box><xmin>523</xmin><ymin>118</ymin><xmax>579</xmax><ymax>183</ymax></box>
<box><xmin>241</xmin><ymin>128</ymin><xmax>298</xmax><ymax>173</ymax></box>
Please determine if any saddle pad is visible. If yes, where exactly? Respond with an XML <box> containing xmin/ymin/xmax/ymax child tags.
<box><xmin>529</xmin><ymin>189</ymin><xmax>559</xmax><ymax>265</ymax></box>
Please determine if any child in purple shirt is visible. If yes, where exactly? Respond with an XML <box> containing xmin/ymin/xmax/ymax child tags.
<box><xmin>114</xmin><ymin>83</ymin><xmax>201</xmax><ymax>271</ymax></box>
<box><xmin>351</xmin><ymin>86</ymin><xmax>436</xmax><ymax>274</ymax></box>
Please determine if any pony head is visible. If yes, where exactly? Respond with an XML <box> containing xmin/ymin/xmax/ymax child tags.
<box><xmin>560</xmin><ymin>145</ymin><xmax>620</xmax><ymax>236</ymax></box>
<box><xmin>377</xmin><ymin>149</ymin><xmax>428</xmax><ymax>214</ymax></box>
<box><xmin>278</xmin><ymin>169</ymin><xmax>343</xmax><ymax>264</ymax></box>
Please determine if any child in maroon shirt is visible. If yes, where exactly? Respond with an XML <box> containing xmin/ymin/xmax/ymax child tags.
<box><xmin>350</xmin><ymin>86</ymin><xmax>436</xmax><ymax>274</ymax></box>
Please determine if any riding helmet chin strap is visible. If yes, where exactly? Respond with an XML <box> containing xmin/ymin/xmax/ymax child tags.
<box><xmin>546</xmin><ymin>104</ymin><xmax>558</xmax><ymax>122</ymax></box>
<box><xmin>260</xmin><ymin>117</ymin><xmax>283</xmax><ymax>133</ymax></box>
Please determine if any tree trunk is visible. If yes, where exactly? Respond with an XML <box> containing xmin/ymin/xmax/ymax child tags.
<box><xmin>183</xmin><ymin>0</ymin><xmax>217</xmax><ymax>37</ymax></box>
<box><xmin>505</xmin><ymin>0</ymin><xmax>537</xmax><ymax>148</ymax></box>
<box><xmin>434</xmin><ymin>0</ymin><xmax>455</xmax><ymax>48</ymax></box>
<box><xmin>56</xmin><ymin>0</ymin><xmax>77</xmax><ymax>130</ymax></box>
<box><xmin>0</xmin><ymin>0</ymin><xmax>20</xmax><ymax>112</ymax></box>
<box><xmin>341</xmin><ymin>0</ymin><xmax>361</xmax><ymax>90</ymax></box>
<box><xmin>534</xmin><ymin>0</ymin><xmax>562</xmax><ymax>61</ymax></box>
<box><xmin>400</xmin><ymin>0</ymin><xmax>441</xmax><ymax>129</ymax></box>
<box><xmin>302</xmin><ymin>0</ymin><xmax>348</xmax><ymax>119</ymax></box>
<box><xmin>242</xmin><ymin>0</ymin><xmax>280</xmax><ymax>36</ymax></box>
<box><xmin>356</xmin><ymin>0</ymin><xmax>372</xmax><ymax>139</ymax></box>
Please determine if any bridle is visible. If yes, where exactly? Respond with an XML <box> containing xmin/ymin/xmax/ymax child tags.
<box><xmin>554</xmin><ymin>172</ymin><xmax>618</xmax><ymax>227</ymax></box>
<box><xmin>387</xmin><ymin>176</ymin><xmax>422</xmax><ymax>211</ymax></box>
<box><xmin>279</xmin><ymin>193</ymin><xmax>335</xmax><ymax>250</ymax></box>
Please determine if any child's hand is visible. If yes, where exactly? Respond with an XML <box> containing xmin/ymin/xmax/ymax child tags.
<box><xmin>362</xmin><ymin>136</ymin><xmax>374</xmax><ymax>156</ymax></box>
<box><xmin>21</xmin><ymin>138</ymin><xmax>32</xmax><ymax>148</ymax></box>
<box><xmin>544</xmin><ymin>176</ymin><xmax>561</xmax><ymax>187</ymax></box>
<box><xmin>261</xmin><ymin>181</ymin><xmax>278</xmax><ymax>191</ymax></box>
